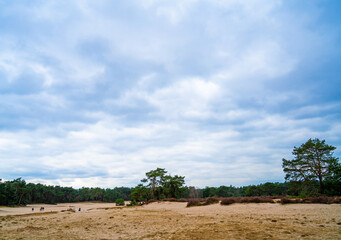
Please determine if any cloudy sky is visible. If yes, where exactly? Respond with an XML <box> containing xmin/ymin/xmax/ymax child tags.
<box><xmin>1</xmin><ymin>0</ymin><xmax>340</xmax><ymax>188</ymax></box>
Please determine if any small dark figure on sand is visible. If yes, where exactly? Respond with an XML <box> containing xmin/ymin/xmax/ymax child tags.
<box><xmin>78</xmin><ymin>208</ymin><xmax>81</xmax><ymax>211</ymax></box>
<box><xmin>32</xmin><ymin>208</ymin><xmax>34</xmax><ymax>211</ymax></box>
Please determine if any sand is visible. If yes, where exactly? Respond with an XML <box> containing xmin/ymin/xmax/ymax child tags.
<box><xmin>0</xmin><ymin>201</ymin><xmax>340</xmax><ymax>239</ymax></box>
<box><xmin>0</xmin><ymin>202</ymin><xmax>128</xmax><ymax>217</ymax></box>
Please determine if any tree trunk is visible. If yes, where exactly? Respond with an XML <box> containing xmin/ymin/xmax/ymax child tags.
<box><xmin>319</xmin><ymin>177</ymin><xmax>324</xmax><ymax>194</ymax></box>
<box><xmin>18</xmin><ymin>192</ymin><xmax>25</xmax><ymax>205</ymax></box>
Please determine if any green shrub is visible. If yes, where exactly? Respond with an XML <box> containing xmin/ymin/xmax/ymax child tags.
<box><xmin>115</xmin><ymin>198</ymin><xmax>125</xmax><ymax>206</ymax></box>
<box><xmin>127</xmin><ymin>200</ymin><xmax>137</xmax><ymax>206</ymax></box>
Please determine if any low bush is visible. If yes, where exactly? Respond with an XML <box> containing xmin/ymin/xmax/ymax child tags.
<box><xmin>220</xmin><ymin>196</ymin><xmax>274</xmax><ymax>205</ymax></box>
<box><xmin>280</xmin><ymin>197</ymin><xmax>290</xmax><ymax>204</ymax></box>
<box><xmin>258</xmin><ymin>197</ymin><xmax>275</xmax><ymax>203</ymax></box>
<box><xmin>204</xmin><ymin>197</ymin><xmax>219</xmax><ymax>205</ymax></box>
<box><xmin>127</xmin><ymin>200</ymin><xmax>137</xmax><ymax>206</ymax></box>
<box><xmin>249</xmin><ymin>197</ymin><xmax>261</xmax><ymax>203</ymax></box>
<box><xmin>303</xmin><ymin>196</ymin><xmax>340</xmax><ymax>204</ymax></box>
<box><xmin>220</xmin><ymin>198</ymin><xmax>235</xmax><ymax>205</ymax></box>
<box><xmin>163</xmin><ymin>198</ymin><xmax>188</xmax><ymax>203</ymax></box>
<box><xmin>232</xmin><ymin>197</ymin><xmax>242</xmax><ymax>203</ymax></box>
<box><xmin>163</xmin><ymin>198</ymin><xmax>177</xmax><ymax>202</ymax></box>
<box><xmin>186</xmin><ymin>199</ymin><xmax>201</xmax><ymax>207</ymax></box>
<box><xmin>115</xmin><ymin>198</ymin><xmax>125</xmax><ymax>206</ymax></box>
<box><xmin>187</xmin><ymin>197</ymin><xmax>220</xmax><ymax>207</ymax></box>
<box><xmin>280</xmin><ymin>196</ymin><xmax>341</xmax><ymax>204</ymax></box>
<box><xmin>303</xmin><ymin>196</ymin><xmax>327</xmax><ymax>204</ymax></box>
<box><xmin>146</xmin><ymin>199</ymin><xmax>157</xmax><ymax>204</ymax></box>
<box><xmin>281</xmin><ymin>197</ymin><xmax>304</xmax><ymax>204</ymax></box>
<box><xmin>240</xmin><ymin>197</ymin><xmax>250</xmax><ymax>203</ymax></box>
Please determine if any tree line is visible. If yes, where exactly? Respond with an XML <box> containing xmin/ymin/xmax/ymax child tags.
<box><xmin>1</xmin><ymin>138</ymin><xmax>340</xmax><ymax>206</ymax></box>
<box><xmin>0</xmin><ymin>177</ymin><xmax>290</xmax><ymax>206</ymax></box>
<box><xmin>0</xmin><ymin>179</ymin><xmax>131</xmax><ymax>206</ymax></box>
<box><xmin>130</xmin><ymin>138</ymin><xmax>340</xmax><ymax>201</ymax></box>
<box><xmin>129</xmin><ymin>168</ymin><xmax>291</xmax><ymax>202</ymax></box>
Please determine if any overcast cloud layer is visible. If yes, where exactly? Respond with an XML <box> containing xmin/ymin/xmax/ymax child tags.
<box><xmin>1</xmin><ymin>0</ymin><xmax>341</xmax><ymax>188</ymax></box>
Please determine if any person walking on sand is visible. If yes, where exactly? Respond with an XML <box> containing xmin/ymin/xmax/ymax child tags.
<box><xmin>32</xmin><ymin>207</ymin><xmax>34</xmax><ymax>211</ymax></box>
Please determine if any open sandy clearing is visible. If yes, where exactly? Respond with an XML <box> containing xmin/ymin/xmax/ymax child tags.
<box><xmin>0</xmin><ymin>202</ymin><xmax>128</xmax><ymax>217</ymax></box>
<box><xmin>0</xmin><ymin>202</ymin><xmax>340</xmax><ymax>239</ymax></box>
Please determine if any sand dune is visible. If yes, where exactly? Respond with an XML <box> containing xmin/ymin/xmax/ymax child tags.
<box><xmin>0</xmin><ymin>202</ymin><xmax>340</xmax><ymax>239</ymax></box>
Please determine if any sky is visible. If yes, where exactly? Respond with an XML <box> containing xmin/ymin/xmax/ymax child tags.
<box><xmin>0</xmin><ymin>0</ymin><xmax>341</xmax><ymax>188</ymax></box>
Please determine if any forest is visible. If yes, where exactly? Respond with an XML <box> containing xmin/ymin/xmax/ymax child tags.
<box><xmin>0</xmin><ymin>177</ymin><xmax>291</xmax><ymax>206</ymax></box>
<box><xmin>1</xmin><ymin>138</ymin><xmax>340</xmax><ymax>206</ymax></box>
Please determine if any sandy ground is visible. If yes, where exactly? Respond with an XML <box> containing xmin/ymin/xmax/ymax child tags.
<box><xmin>0</xmin><ymin>202</ymin><xmax>128</xmax><ymax>217</ymax></box>
<box><xmin>0</xmin><ymin>202</ymin><xmax>340</xmax><ymax>239</ymax></box>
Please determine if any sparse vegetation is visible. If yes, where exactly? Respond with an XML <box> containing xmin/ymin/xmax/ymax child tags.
<box><xmin>220</xmin><ymin>196</ymin><xmax>276</xmax><ymax>205</ymax></box>
<box><xmin>220</xmin><ymin>198</ymin><xmax>235</xmax><ymax>205</ymax></box>
<box><xmin>204</xmin><ymin>197</ymin><xmax>219</xmax><ymax>205</ymax></box>
<box><xmin>1</xmin><ymin>201</ymin><xmax>340</xmax><ymax>239</ymax></box>
<box><xmin>186</xmin><ymin>197</ymin><xmax>220</xmax><ymax>207</ymax></box>
<box><xmin>186</xmin><ymin>199</ymin><xmax>201</xmax><ymax>207</ymax></box>
<box><xmin>280</xmin><ymin>196</ymin><xmax>341</xmax><ymax>204</ymax></box>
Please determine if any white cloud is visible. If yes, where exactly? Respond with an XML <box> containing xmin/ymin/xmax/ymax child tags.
<box><xmin>116</xmin><ymin>77</ymin><xmax>221</xmax><ymax>120</ymax></box>
<box><xmin>1</xmin><ymin>107</ymin><xmax>339</xmax><ymax>187</ymax></box>
<box><xmin>0</xmin><ymin>0</ymin><xmax>340</xmax><ymax>188</ymax></box>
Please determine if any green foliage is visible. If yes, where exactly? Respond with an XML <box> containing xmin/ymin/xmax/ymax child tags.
<box><xmin>127</xmin><ymin>200</ymin><xmax>137</xmax><ymax>206</ymax></box>
<box><xmin>199</xmin><ymin>183</ymin><xmax>288</xmax><ymax>198</ymax></box>
<box><xmin>2</xmin><ymin>149</ymin><xmax>339</xmax><ymax>208</ymax></box>
<box><xmin>324</xmin><ymin>161</ymin><xmax>341</xmax><ymax>195</ymax></box>
<box><xmin>202</xmin><ymin>187</ymin><xmax>217</xmax><ymax>198</ymax></box>
<box><xmin>0</xmin><ymin>179</ymin><xmax>132</xmax><ymax>206</ymax></box>
<box><xmin>139</xmin><ymin>168</ymin><xmax>185</xmax><ymax>201</ymax></box>
<box><xmin>185</xmin><ymin>186</ymin><xmax>202</xmax><ymax>198</ymax></box>
<box><xmin>163</xmin><ymin>175</ymin><xmax>185</xmax><ymax>198</ymax></box>
<box><xmin>216</xmin><ymin>186</ymin><xmax>235</xmax><ymax>197</ymax></box>
<box><xmin>282</xmin><ymin>138</ymin><xmax>340</xmax><ymax>194</ymax></box>
<box><xmin>243</xmin><ymin>182</ymin><xmax>289</xmax><ymax>197</ymax></box>
<box><xmin>143</xmin><ymin>168</ymin><xmax>167</xmax><ymax>200</ymax></box>
<box><xmin>287</xmin><ymin>181</ymin><xmax>319</xmax><ymax>197</ymax></box>
<box><xmin>130</xmin><ymin>184</ymin><xmax>150</xmax><ymax>202</ymax></box>
<box><xmin>115</xmin><ymin>198</ymin><xmax>125</xmax><ymax>206</ymax></box>
<box><xmin>0</xmin><ymin>178</ymin><xmax>28</xmax><ymax>205</ymax></box>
